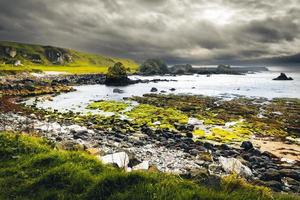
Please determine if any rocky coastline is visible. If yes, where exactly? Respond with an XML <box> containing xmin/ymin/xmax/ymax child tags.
<box><xmin>0</xmin><ymin>72</ymin><xmax>299</xmax><ymax>194</ymax></box>
<box><xmin>1</xmin><ymin>108</ymin><xmax>299</xmax><ymax>193</ymax></box>
<box><xmin>0</xmin><ymin>72</ymin><xmax>176</xmax><ymax>97</ymax></box>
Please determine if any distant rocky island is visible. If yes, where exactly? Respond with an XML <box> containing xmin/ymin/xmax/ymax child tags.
<box><xmin>139</xmin><ymin>59</ymin><xmax>269</xmax><ymax>76</ymax></box>
<box><xmin>273</xmin><ymin>73</ymin><xmax>294</xmax><ymax>81</ymax></box>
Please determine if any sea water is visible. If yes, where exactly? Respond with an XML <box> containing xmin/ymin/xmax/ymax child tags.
<box><xmin>25</xmin><ymin>70</ymin><xmax>300</xmax><ymax>113</ymax></box>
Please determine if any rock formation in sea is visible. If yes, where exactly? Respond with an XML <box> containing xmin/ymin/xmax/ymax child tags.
<box><xmin>104</xmin><ymin>62</ymin><xmax>131</xmax><ymax>86</ymax></box>
<box><xmin>169</xmin><ymin>64</ymin><xmax>193</xmax><ymax>74</ymax></box>
<box><xmin>273</xmin><ymin>73</ymin><xmax>293</xmax><ymax>80</ymax></box>
<box><xmin>139</xmin><ymin>58</ymin><xmax>169</xmax><ymax>75</ymax></box>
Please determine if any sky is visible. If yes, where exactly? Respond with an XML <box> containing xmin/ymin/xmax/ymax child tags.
<box><xmin>0</xmin><ymin>0</ymin><xmax>299</xmax><ymax>66</ymax></box>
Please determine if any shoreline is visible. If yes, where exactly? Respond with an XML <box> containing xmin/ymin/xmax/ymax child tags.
<box><xmin>0</xmin><ymin>72</ymin><xmax>299</xmax><ymax>194</ymax></box>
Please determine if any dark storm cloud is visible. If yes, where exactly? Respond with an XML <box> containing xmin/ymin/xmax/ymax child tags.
<box><xmin>0</xmin><ymin>0</ymin><xmax>299</xmax><ymax>65</ymax></box>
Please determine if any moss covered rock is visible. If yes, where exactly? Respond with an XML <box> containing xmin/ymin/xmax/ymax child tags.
<box><xmin>105</xmin><ymin>62</ymin><xmax>130</xmax><ymax>85</ymax></box>
<box><xmin>139</xmin><ymin>58</ymin><xmax>169</xmax><ymax>75</ymax></box>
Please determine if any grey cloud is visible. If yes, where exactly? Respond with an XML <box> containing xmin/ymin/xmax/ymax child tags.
<box><xmin>240</xmin><ymin>18</ymin><xmax>299</xmax><ymax>43</ymax></box>
<box><xmin>0</xmin><ymin>0</ymin><xmax>299</xmax><ymax>65</ymax></box>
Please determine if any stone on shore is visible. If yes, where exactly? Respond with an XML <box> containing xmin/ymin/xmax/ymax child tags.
<box><xmin>132</xmin><ymin>161</ymin><xmax>149</xmax><ymax>171</ymax></box>
<box><xmin>241</xmin><ymin>141</ymin><xmax>253</xmax><ymax>151</ymax></box>
<box><xmin>219</xmin><ymin>156</ymin><xmax>253</xmax><ymax>177</ymax></box>
<box><xmin>113</xmin><ymin>88</ymin><xmax>124</xmax><ymax>93</ymax></box>
<box><xmin>150</xmin><ymin>87</ymin><xmax>158</xmax><ymax>92</ymax></box>
<box><xmin>99</xmin><ymin>152</ymin><xmax>129</xmax><ymax>168</ymax></box>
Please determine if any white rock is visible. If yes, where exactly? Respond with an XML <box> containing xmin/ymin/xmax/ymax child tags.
<box><xmin>87</xmin><ymin>129</ymin><xmax>94</xmax><ymax>134</ymax></box>
<box><xmin>68</xmin><ymin>124</ymin><xmax>87</xmax><ymax>133</ymax></box>
<box><xmin>281</xmin><ymin>158</ymin><xmax>296</xmax><ymax>164</ymax></box>
<box><xmin>219</xmin><ymin>156</ymin><xmax>252</xmax><ymax>177</ymax></box>
<box><xmin>99</xmin><ymin>152</ymin><xmax>129</xmax><ymax>168</ymax></box>
<box><xmin>126</xmin><ymin>167</ymin><xmax>132</xmax><ymax>172</ymax></box>
<box><xmin>153</xmin><ymin>121</ymin><xmax>161</xmax><ymax>125</ymax></box>
<box><xmin>188</xmin><ymin>118</ymin><xmax>203</xmax><ymax>125</ymax></box>
<box><xmin>133</xmin><ymin>161</ymin><xmax>149</xmax><ymax>171</ymax></box>
<box><xmin>52</xmin><ymin>122</ymin><xmax>62</xmax><ymax>132</ymax></box>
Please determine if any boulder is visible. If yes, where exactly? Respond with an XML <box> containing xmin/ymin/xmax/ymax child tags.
<box><xmin>190</xmin><ymin>149</ymin><xmax>200</xmax><ymax>156</ymax></box>
<box><xmin>105</xmin><ymin>62</ymin><xmax>130</xmax><ymax>86</ymax></box>
<box><xmin>273</xmin><ymin>73</ymin><xmax>293</xmax><ymax>80</ymax></box>
<box><xmin>4</xmin><ymin>47</ymin><xmax>17</xmax><ymax>57</ymax></box>
<box><xmin>113</xmin><ymin>88</ymin><xmax>124</xmax><ymax>93</ymax></box>
<box><xmin>186</xmin><ymin>132</ymin><xmax>193</xmax><ymax>138</ymax></box>
<box><xmin>14</xmin><ymin>60</ymin><xmax>22</xmax><ymax>66</ymax></box>
<box><xmin>219</xmin><ymin>156</ymin><xmax>253</xmax><ymax>177</ymax></box>
<box><xmin>69</xmin><ymin>124</ymin><xmax>88</xmax><ymax>134</ymax></box>
<box><xmin>150</xmin><ymin>87</ymin><xmax>158</xmax><ymax>92</ymax></box>
<box><xmin>264</xmin><ymin>181</ymin><xmax>283</xmax><ymax>191</ymax></box>
<box><xmin>241</xmin><ymin>141</ymin><xmax>253</xmax><ymax>151</ymax></box>
<box><xmin>169</xmin><ymin>64</ymin><xmax>193</xmax><ymax>74</ymax></box>
<box><xmin>139</xmin><ymin>58</ymin><xmax>169</xmax><ymax>75</ymax></box>
<box><xmin>132</xmin><ymin>161</ymin><xmax>149</xmax><ymax>171</ymax></box>
<box><xmin>99</xmin><ymin>152</ymin><xmax>129</xmax><ymax>168</ymax></box>
<box><xmin>279</xmin><ymin>169</ymin><xmax>300</xmax><ymax>181</ymax></box>
<box><xmin>261</xmin><ymin>170</ymin><xmax>282</xmax><ymax>181</ymax></box>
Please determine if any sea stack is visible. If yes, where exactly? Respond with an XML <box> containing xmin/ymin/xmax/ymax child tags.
<box><xmin>104</xmin><ymin>62</ymin><xmax>130</xmax><ymax>86</ymax></box>
<box><xmin>273</xmin><ymin>73</ymin><xmax>293</xmax><ymax>81</ymax></box>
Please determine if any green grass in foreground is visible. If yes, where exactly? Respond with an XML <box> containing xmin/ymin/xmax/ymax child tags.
<box><xmin>0</xmin><ymin>132</ymin><xmax>299</xmax><ymax>200</ymax></box>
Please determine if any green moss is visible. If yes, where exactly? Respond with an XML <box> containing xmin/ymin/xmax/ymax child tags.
<box><xmin>1</xmin><ymin>132</ymin><xmax>298</xmax><ymax>200</ymax></box>
<box><xmin>130</xmin><ymin>94</ymin><xmax>300</xmax><ymax>139</ymax></box>
<box><xmin>204</xmin><ymin>118</ymin><xmax>214</xmax><ymax>125</ymax></box>
<box><xmin>193</xmin><ymin>129</ymin><xmax>206</xmax><ymax>137</ymax></box>
<box><xmin>204</xmin><ymin>127</ymin><xmax>251</xmax><ymax>143</ymax></box>
<box><xmin>126</xmin><ymin>104</ymin><xmax>188</xmax><ymax>130</ymax></box>
<box><xmin>87</xmin><ymin>100</ymin><xmax>129</xmax><ymax>112</ymax></box>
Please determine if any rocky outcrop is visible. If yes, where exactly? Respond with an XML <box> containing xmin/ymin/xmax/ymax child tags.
<box><xmin>219</xmin><ymin>156</ymin><xmax>253</xmax><ymax>177</ymax></box>
<box><xmin>139</xmin><ymin>59</ymin><xmax>169</xmax><ymax>75</ymax></box>
<box><xmin>104</xmin><ymin>62</ymin><xmax>131</xmax><ymax>86</ymax></box>
<box><xmin>99</xmin><ymin>152</ymin><xmax>130</xmax><ymax>168</ymax></box>
<box><xmin>169</xmin><ymin>64</ymin><xmax>193</xmax><ymax>74</ymax></box>
<box><xmin>273</xmin><ymin>73</ymin><xmax>293</xmax><ymax>80</ymax></box>
<box><xmin>44</xmin><ymin>46</ymin><xmax>72</xmax><ymax>64</ymax></box>
<box><xmin>5</xmin><ymin>47</ymin><xmax>17</xmax><ymax>58</ymax></box>
<box><xmin>27</xmin><ymin>54</ymin><xmax>42</xmax><ymax>63</ymax></box>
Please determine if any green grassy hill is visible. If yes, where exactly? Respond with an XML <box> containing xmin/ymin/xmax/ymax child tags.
<box><xmin>0</xmin><ymin>132</ymin><xmax>299</xmax><ymax>200</ymax></box>
<box><xmin>0</xmin><ymin>41</ymin><xmax>139</xmax><ymax>74</ymax></box>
